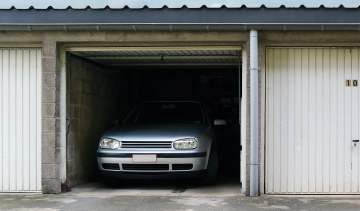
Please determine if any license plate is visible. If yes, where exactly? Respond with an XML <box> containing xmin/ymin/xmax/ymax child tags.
<box><xmin>132</xmin><ymin>154</ymin><xmax>157</xmax><ymax>163</ymax></box>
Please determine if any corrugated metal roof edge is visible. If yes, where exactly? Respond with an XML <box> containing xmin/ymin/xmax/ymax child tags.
<box><xmin>2</xmin><ymin>5</ymin><xmax>360</xmax><ymax>10</ymax></box>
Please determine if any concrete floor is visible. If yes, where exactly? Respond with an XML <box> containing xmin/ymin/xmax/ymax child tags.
<box><xmin>1</xmin><ymin>181</ymin><xmax>360</xmax><ymax>211</ymax></box>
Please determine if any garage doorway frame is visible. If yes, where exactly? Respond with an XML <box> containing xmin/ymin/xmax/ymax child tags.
<box><xmin>59</xmin><ymin>44</ymin><xmax>246</xmax><ymax>191</ymax></box>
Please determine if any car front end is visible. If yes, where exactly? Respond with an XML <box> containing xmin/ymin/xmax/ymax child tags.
<box><xmin>96</xmin><ymin>101</ymin><xmax>217</xmax><ymax>180</ymax></box>
<box><xmin>97</xmin><ymin>129</ymin><xmax>212</xmax><ymax>178</ymax></box>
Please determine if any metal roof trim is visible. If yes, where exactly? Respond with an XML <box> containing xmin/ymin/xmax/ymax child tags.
<box><xmin>2</xmin><ymin>4</ymin><xmax>360</xmax><ymax>10</ymax></box>
<box><xmin>3</xmin><ymin>5</ymin><xmax>360</xmax><ymax>11</ymax></box>
<box><xmin>0</xmin><ymin>6</ymin><xmax>359</xmax><ymax>31</ymax></box>
<box><xmin>0</xmin><ymin>23</ymin><xmax>359</xmax><ymax>32</ymax></box>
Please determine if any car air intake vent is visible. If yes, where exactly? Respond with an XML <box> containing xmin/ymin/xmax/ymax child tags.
<box><xmin>102</xmin><ymin>163</ymin><xmax>120</xmax><ymax>170</ymax></box>
<box><xmin>172</xmin><ymin>164</ymin><xmax>193</xmax><ymax>171</ymax></box>
<box><xmin>122</xmin><ymin>164</ymin><xmax>169</xmax><ymax>171</ymax></box>
<box><xmin>122</xmin><ymin>141</ymin><xmax>172</xmax><ymax>149</ymax></box>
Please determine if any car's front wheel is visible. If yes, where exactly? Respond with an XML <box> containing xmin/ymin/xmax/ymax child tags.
<box><xmin>203</xmin><ymin>142</ymin><xmax>219</xmax><ymax>184</ymax></box>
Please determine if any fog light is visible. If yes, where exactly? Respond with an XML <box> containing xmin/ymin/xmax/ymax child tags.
<box><xmin>99</xmin><ymin>138</ymin><xmax>121</xmax><ymax>149</ymax></box>
<box><xmin>173</xmin><ymin>138</ymin><xmax>198</xmax><ymax>150</ymax></box>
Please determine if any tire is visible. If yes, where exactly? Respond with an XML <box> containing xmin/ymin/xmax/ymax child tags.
<box><xmin>203</xmin><ymin>142</ymin><xmax>219</xmax><ymax>185</ymax></box>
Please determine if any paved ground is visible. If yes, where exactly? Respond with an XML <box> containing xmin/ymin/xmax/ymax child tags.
<box><xmin>1</xmin><ymin>181</ymin><xmax>360</xmax><ymax>211</ymax></box>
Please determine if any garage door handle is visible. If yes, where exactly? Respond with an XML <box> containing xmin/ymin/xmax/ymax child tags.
<box><xmin>353</xmin><ymin>140</ymin><xmax>359</xmax><ymax>147</ymax></box>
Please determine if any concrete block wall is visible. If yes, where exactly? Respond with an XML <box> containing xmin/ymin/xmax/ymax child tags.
<box><xmin>66</xmin><ymin>55</ymin><xmax>121</xmax><ymax>187</ymax></box>
<box><xmin>41</xmin><ymin>40</ymin><xmax>62</xmax><ymax>193</ymax></box>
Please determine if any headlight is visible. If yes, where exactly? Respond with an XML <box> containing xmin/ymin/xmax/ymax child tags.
<box><xmin>173</xmin><ymin>138</ymin><xmax>198</xmax><ymax>150</ymax></box>
<box><xmin>99</xmin><ymin>138</ymin><xmax>121</xmax><ymax>149</ymax></box>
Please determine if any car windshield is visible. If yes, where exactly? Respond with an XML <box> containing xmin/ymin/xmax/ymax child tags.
<box><xmin>128</xmin><ymin>102</ymin><xmax>204</xmax><ymax>124</ymax></box>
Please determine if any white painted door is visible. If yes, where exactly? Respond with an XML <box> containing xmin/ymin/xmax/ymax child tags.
<box><xmin>266</xmin><ymin>47</ymin><xmax>360</xmax><ymax>194</ymax></box>
<box><xmin>0</xmin><ymin>48</ymin><xmax>42</xmax><ymax>192</ymax></box>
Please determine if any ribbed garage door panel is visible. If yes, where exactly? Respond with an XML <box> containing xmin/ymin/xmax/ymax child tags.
<box><xmin>266</xmin><ymin>47</ymin><xmax>360</xmax><ymax>194</ymax></box>
<box><xmin>0</xmin><ymin>48</ymin><xmax>41</xmax><ymax>192</ymax></box>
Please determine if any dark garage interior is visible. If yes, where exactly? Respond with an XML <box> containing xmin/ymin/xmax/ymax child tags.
<box><xmin>65</xmin><ymin>48</ymin><xmax>241</xmax><ymax>189</ymax></box>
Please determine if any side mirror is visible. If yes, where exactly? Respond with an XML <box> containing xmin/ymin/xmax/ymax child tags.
<box><xmin>213</xmin><ymin>119</ymin><xmax>227</xmax><ymax>126</ymax></box>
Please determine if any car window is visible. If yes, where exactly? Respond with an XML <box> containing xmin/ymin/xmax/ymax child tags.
<box><xmin>129</xmin><ymin>102</ymin><xmax>204</xmax><ymax>124</ymax></box>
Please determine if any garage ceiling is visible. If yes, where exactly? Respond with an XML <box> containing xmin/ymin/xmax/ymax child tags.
<box><xmin>70</xmin><ymin>47</ymin><xmax>241</xmax><ymax>66</ymax></box>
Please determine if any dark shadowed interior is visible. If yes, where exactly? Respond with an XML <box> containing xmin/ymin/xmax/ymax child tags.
<box><xmin>66</xmin><ymin>50</ymin><xmax>241</xmax><ymax>189</ymax></box>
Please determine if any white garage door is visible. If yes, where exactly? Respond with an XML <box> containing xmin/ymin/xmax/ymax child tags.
<box><xmin>0</xmin><ymin>48</ymin><xmax>42</xmax><ymax>192</ymax></box>
<box><xmin>266</xmin><ymin>47</ymin><xmax>360</xmax><ymax>194</ymax></box>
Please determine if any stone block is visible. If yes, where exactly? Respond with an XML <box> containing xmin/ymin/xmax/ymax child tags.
<box><xmin>42</xmin><ymin>179</ymin><xmax>61</xmax><ymax>194</ymax></box>
<box><xmin>42</xmin><ymin>134</ymin><xmax>56</xmax><ymax>164</ymax></box>
<box><xmin>43</xmin><ymin>72</ymin><xmax>57</xmax><ymax>88</ymax></box>
<box><xmin>42</xmin><ymin>57</ymin><xmax>57</xmax><ymax>73</ymax></box>
<box><xmin>42</xmin><ymin>87</ymin><xmax>56</xmax><ymax>103</ymax></box>
<box><xmin>42</xmin><ymin>163</ymin><xmax>58</xmax><ymax>179</ymax></box>
<box><xmin>42</xmin><ymin>118</ymin><xmax>56</xmax><ymax>132</ymax></box>
<box><xmin>42</xmin><ymin>103</ymin><xmax>56</xmax><ymax>117</ymax></box>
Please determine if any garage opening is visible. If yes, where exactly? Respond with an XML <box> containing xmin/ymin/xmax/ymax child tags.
<box><xmin>65</xmin><ymin>47</ymin><xmax>242</xmax><ymax>193</ymax></box>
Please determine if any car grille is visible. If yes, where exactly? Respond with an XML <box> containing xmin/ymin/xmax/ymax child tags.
<box><xmin>121</xmin><ymin>141</ymin><xmax>172</xmax><ymax>149</ymax></box>
<box><xmin>122</xmin><ymin>164</ymin><xmax>169</xmax><ymax>171</ymax></box>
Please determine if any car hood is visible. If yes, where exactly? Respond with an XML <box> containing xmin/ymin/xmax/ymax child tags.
<box><xmin>102</xmin><ymin>124</ymin><xmax>210</xmax><ymax>141</ymax></box>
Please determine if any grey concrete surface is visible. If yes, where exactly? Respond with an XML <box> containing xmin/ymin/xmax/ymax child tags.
<box><xmin>66</xmin><ymin>55</ymin><xmax>123</xmax><ymax>187</ymax></box>
<box><xmin>1</xmin><ymin>182</ymin><xmax>360</xmax><ymax>211</ymax></box>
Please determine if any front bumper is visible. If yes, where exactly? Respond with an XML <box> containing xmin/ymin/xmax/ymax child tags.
<box><xmin>97</xmin><ymin>152</ymin><xmax>208</xmax><ymax>175</ymax></box>
<box><xmin>99</xmin><ymin>169</ymin><xmax>207</xmax><ymax>180</ymax></box>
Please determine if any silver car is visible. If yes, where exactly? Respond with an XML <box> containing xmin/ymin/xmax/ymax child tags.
<box><xmin>97</xmin><ymin>101</ymin><xmax>224</xmax><ymax>182</ymax></box>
